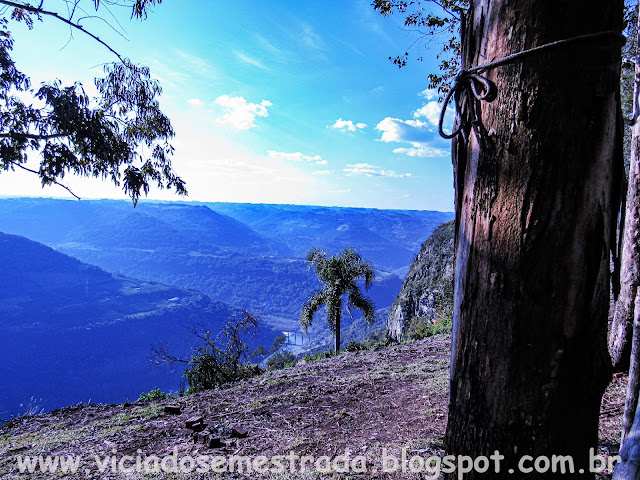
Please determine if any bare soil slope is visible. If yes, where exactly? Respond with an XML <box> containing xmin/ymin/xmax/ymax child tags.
<box><xmin>0</xmin><ymin>334</ymin><xmax>626</xmax><ymax>479</ymax></box>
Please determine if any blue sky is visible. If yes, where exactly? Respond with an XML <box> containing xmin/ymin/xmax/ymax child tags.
<box><xmin>0</xmin><ymin>0</ymin><xmax>455</xmax><ymax>211</ymax></box>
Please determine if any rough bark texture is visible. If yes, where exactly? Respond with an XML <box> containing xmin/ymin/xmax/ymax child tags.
<box><xmin>614</xmin><ymin>395</ymin><xmax>640</xmax><ymax>480</ymax></box>
<box><xmin>445</xmin><ymin>1</ymin><xmax>623</xmax><ymax>478</ymax></box>
<box><xmin>621</xmin><ymin>293</ymin><xmax>640</xmax><ymax>445</ymax></box>
<box><xmin>611</xmin><ymin>54</ymin><xmax>640</xmax><ymax>374</ymax></box>
<box><xmin>614</xmin><ymin>13</ymin><xmax>640</xmax><ymax>474</ymax></box>
<box><xmin>615</xmin><ymin>296</ymin><xmax>640</xmax><ymax>480</ymax></box>
<box><xmin>610</xmin><ymin>5</ymin><xmax>640</xmax><ymax>375</ymax></box>
<box><xmin>622</xmin><ymin>35</ymin><xmax>640</xmax><ymax>443</ymax></box>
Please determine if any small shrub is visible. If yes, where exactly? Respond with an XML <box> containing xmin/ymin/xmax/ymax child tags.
<box><xmin>344</xmin><ymin>340</ymin><xmax>366</xmax><ymax>352</ymax></box>
<box><xmin>138</xmin><ymin>387</ymin><xmax>169</xmax><ymax>402</ymax></box>
<box><xmin>406</xmin><ymin>314</ymin><xmax>453</xmax><ymax>340</ymax></box>
<box><xmin>183</xmin><ymin>311</ymin><xmax>264</xmax><ymax>393</ymax></box>
<box><xmin>266</xmin><ymin>350</ymin><xmax>296</xmax><ymax>370</ymax></box>
<box><xmin>370</xmin><ymin>334</ymin><xmax>397</xmax><ymax>350</ymax></box>
<box><xmin>302</xmin><ymin>350</ymin><xmax>323</xmax><ymax>363</ymax></box>
<box><xmin>302</xmin><ymin>348</ymin><xmax>337</xmax><ymax>363</ymax></box>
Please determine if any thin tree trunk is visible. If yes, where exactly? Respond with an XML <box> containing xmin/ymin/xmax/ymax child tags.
<box><xmin>610</xmin><ymin>4</ymin><xmax>640</xmax><ymax>374</ymax></box>
<box><xmin>614</xmin><ymin>293</ymin><xmax>640</xmax><ymax>479</ymax></box>
<box><xmin>621</xmin><ymin>34</ymin><xmax>640</xmax><ymax>442</ymax></box>
<box><xmin>614</xmin><ymin>9</ymin><xmax>640</xmax><ymax>475</ymax></box>
<box><xmin>335</xmin><ymin>317</ymin><xmax>341</xmax><ymax>353</ymax></box>
<box><xmin>445</xmin><ymin>1</ymin><xmax>623</xmax><ymax>478</ymax></box>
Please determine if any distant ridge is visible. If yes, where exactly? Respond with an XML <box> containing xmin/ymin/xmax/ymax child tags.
<box><xmin>0</xmin><ymin>198</ymin><xmax>452</xmax><ymax>325</ymax></box>
<box><xmin>0</xmin><ymin>231</ymin><xmax>277</xmax><ymax>420</ymax></box>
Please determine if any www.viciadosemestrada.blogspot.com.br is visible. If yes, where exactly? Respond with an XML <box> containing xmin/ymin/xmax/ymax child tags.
<box><xmin>15</xmin><ymin>447</ymin><xmax>620</xmax><ymax>478</ymax></box>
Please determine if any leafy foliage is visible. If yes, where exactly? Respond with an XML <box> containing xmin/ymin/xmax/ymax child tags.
<box><xmin>301</xmin><ymin>247</ymin><xmax>376</xmax><ymax>352</ymax></box>
<box><xmin>265</xmin><ymin>350</ymin><xmax>296</xmax><ymax>370</ymax></box>
<box><xmin>302</xmin><ymin>349</ymin><xmax>337</xmax><ymax>364</ymax></box>
<box><xmin>344</xmin><ymin>340</ymin><xmax>366</xmax><ymax>352</ymax></box>
<box><xmin>406</xmin><ymin>312</ymin><xmax>452</xmax><ymax>340</ymax></box>
<box><xmin>137</xmin><ymin>387</ymin><xmax>170</xmax><ymax>402</ymax></box>
<box><xmin>183</xmin><ymin>311</ymin><xmax>263</xmax><ymax>393</ymax></box>
<box><xmin>0</xmin><ymin>0</ymin><xmax>185</xmax><ymax>204</ymax></box>
<box><xmin>373</xmin><ymin>0</ymin><xmax>470</xmax><ymax>96</ymax></box>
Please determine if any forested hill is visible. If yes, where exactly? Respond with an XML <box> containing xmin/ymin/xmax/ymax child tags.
<box><xmin>0</xmin><ymin>232</ymin><xmax>277</xmax><ymax>420</ymax></box>
<box><xmin>387</xmin><ymin>220</ymin><xmax>455</xmax><ymax>341</ymax></box>
<box><xmin>0</xmin><ymin>198</ymin><xmax>453</xmax><ymax>328</ymax></box>
<box><xmin>205</xmin><ymin>202</ymin><xmax>454</xmax><ymax>272</ymax></box>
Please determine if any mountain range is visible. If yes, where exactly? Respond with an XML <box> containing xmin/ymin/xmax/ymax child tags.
<box><xmin>0</xmin><ymin>198</ymin><xmax>453</xmax><ymax>325</ymax></box>
<box><xmin>0</xmin><ymin>197</ymin><xmax>454</xmax><ymax>419</ymax></box>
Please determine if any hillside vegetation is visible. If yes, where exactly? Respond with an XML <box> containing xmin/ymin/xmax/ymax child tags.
<box><xmin>0</xmin><ymin>232</ymin><xmax>278</xmax><ymax>420</ymax></box>
<box><xmin>387</xmin><ymin>221</ymin><xmax>455</xmax><ymax>341</ymax></box>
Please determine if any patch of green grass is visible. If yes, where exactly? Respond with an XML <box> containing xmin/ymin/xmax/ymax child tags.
<box><xmin>393</xmin><ymin>361</ymin><xmax>433</xmax><ymax>378</ymax></box>
<box><xmin>406</xmin><ymin>315</ymin><xmax>453</xmax><ymax>341</ymax></box>
<box><xmin>302</xmin><ymin>350</ymin><xmax>337</xmax><ymax>364</ymax></box>
<box><xmin>104</xmin><ymin>404</ymin><xmax>163</xmax><ymax>426</ymax></box>
<box><xmin>3</xmin><ymin>423</ymin><xmax>94</xmax><ymax>450</ymax></box>
<box><xmin>424</xmin><ymin>361</ymin><xmax>450</xmax><ymax>390</ymax></box>
<box><xmin>334</xmin><ymin>409</ymin><xmax>349</xmax><ymax>419</ymax></box>
<box><xmin>343</xmin><ymin>370</ymin><xmax>387</xmax><ymax>383</ymax></box>
<box><xmin>247</xmin><ymin>395</ymin><xmax>277</xmax><ymax>410</ymax></box>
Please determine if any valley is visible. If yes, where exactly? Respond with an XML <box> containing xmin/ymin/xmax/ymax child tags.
<box><xmin>0</xmin><ymin>197</ymin><xmax>453</xmax><ymax>420</ymax></box>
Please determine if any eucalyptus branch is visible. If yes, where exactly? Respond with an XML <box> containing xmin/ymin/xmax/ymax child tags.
<box><xmin>76</xmin><ymin>13</ymin><xmax>128</xmax><ymax>40</ymax></box>
<box><xmin>68</xmin><ymin>0</ymin><xmax>80</xmax><ymax>21</ymax></box>
<box><xmin>11</xmin><ymin>161</ymin><xmax>81</xmax><ymax>199</ymax></box>
<box><xmin>0</xmin><ymin>132</ymin><xmax>68</xmax><ymax>140</ymax></box>
<box><xmin>430</xmin><ymin>0</ymin><xmax>460</xmax><ymax>20</ymax></box>
<box><xmin>0</xmin><ymin>0</ymin><xmax>125</xmax><ymax>62</ymax></box>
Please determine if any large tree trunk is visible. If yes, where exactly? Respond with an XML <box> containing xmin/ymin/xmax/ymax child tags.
<box><xmin>445</xmin><ymin>1</ymin><xmax>623</xmax><ymax>478</ymax></box>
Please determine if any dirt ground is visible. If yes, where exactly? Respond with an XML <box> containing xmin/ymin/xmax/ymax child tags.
<box><xmin>0</xmin><ymin>334</ymin><xmax>627</xmax><ymax>479</ymax></box>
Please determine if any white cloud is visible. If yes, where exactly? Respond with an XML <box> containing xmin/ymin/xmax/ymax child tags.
<box><xmin>420</xmin><ymin>89</ymin><xmax>438</xmax><ymax>100</ymax></box>
<box><xmin>267</xmin><ymin>150</ymin><xmax>323</xmax><ymax>162</ymax></box>
<box><xmin>344</xmin><ymin>163</ymin><xmax>412</xmax><ymax>178</ymax></box>
<box><xmin>300</xmin><ymin>23</ymin><xmax>325</xmax><ymax>50</ymax></box>
<box><xmin>234</xmin><ymin>51</ymin><xmax>268</xmax><ymax>70</ymax></box>
<box><xmin>375</xmin><ymin>93</ymin><xmax>455</xmax><ymax>156</ymax></box>
<box><xmin>393</xmin><ymin>147</ymin><xmax>448</xmax><ymax>158</ymax></box>
<box><xmin>375</xmin><ymin>117</ymin><xmax>431</xmax><ymax>146</ymax></box>
<box><xmin>312</xmin><ymin>170</ymin><xmax>331</xmax><ymax>175</ymax></box>
<box><xmin>214</xmin><ymin>95</ymin><xmax>272</xmax><ymax>130</ymax></box>
<box><xmin>331</xmin><ymin>118</ymin><xmax>367</xmax><ymax>132</ymax></box>
<box><xmin>174</xmin><ymin>50</ymin><xmax>218</xmax><ymax>78</ymax></box>
<box><xmin>255</xmin><ymin>34</ymin><xmax>287</xmax><ymax>58</ymax></box>
<box><xmin>187</xmin><ymin>98</ymin><xmax>203</xmax><ymax>106</ymax></box>
<box><xmin>413</xmin><ymin>101</ymin><xmax>442</xmax><ymax>127</ymax></box>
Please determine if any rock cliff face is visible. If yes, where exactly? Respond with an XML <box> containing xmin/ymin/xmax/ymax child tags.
<box><xmin>387</xmin><ymin>221</ymin><xmax>455</xmax><ymax>341</ymax></box>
